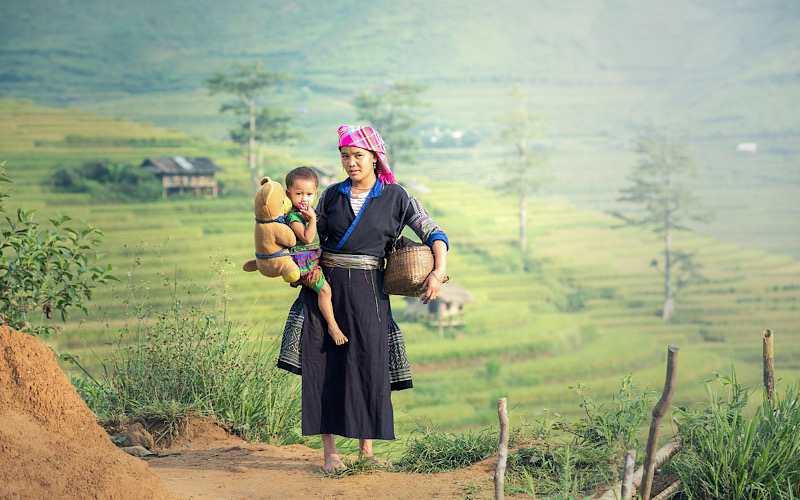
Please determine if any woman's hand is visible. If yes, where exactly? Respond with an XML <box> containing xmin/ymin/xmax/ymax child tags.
<box><xmin>420</xmin><ymin>270</ymin><xmax>447</xmax><ymax>304</ymax></box>
<box><xmin>420</xmin><ymin>240</ymin><xmax>448</xmax><ymax>304</ymax></box>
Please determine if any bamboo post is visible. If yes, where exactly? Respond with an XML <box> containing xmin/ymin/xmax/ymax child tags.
<box><xmin>621</xmin><ymin>449</ymin><xmax>636</xmax><ymax>499</ymax></box>
<box><xmin>763</xmin><ymin>329</ymin><xmax>774</xmax><ymax>402</ymax></box>
<box><xmin>494</xmin><ymin>397</ymin><xmax>509</xmax><ymax>500</ymax></box>
<box><xmin>640</xmin><ymin>345</ymin><xmax>679</xmax><ymax>500</ymax></box>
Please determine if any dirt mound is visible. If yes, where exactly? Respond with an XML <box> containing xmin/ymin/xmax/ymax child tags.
<box><xmin>0</xmin><ymin>325</ymin><xmax>174</xmax><ymax>499</ymax></box>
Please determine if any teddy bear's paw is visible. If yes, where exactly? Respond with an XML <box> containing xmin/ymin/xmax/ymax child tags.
<box><xmin>284</xmin><ymin>269</ymin><xmax>301</xmax><ymax>283</ymax></box>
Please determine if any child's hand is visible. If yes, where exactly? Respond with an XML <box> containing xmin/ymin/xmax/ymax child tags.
<box><xmin>298</xmin><ymin>201</ymin><xmax>314</xmax><ymax>221</ymax></box>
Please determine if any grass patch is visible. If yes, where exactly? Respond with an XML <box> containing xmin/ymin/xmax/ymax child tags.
<box><xmin>506</xmin><ymin>442</ymin><xmax>617</xmax><ymax>499</ymax></box>
<box><xmin>669</xmin><ymin>368</ymin><xmax>800</xmax><ymax>499</ymax></box>
<box><xmin>396</xmin><ymin>425</ymin><xmax>498</xmax><ymax>473</ymax></box>
<box><xmin>316</xmin><ymin>456</ymin><xmax>392</xmax><ymax>479</ymax></box>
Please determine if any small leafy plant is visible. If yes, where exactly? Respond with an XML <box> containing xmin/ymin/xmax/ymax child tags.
<box><xmin>0</xmin><ymin>165</ymin><xmax>117</xmax><ymax>337</ymax></box>
<box><xmin>569</xmin><ymin>372</ymin><xmax>655</xmax><ymax>450</ymax></box>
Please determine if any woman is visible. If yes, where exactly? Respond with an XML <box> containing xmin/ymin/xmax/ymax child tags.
<box><xmin>281</xmin><ymin>125</ymin><xmax>448</xmax><ymax>472</ymax></box>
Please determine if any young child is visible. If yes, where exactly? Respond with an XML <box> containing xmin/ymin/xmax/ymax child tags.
<box><xmin>284</xmin><ymin>166</ymin><xmax>347</xmax><ymax>345</ymax></box>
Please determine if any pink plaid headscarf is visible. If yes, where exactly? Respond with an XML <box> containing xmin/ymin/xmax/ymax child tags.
<box><xmin>337</xmin><ymin>125</ymin><xmax>396</xmax><ymax>185</ymax></box>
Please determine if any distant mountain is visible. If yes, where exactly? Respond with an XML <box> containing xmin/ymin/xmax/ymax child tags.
<box><xmin>2</xmin><ymin>0</ymin><xmax>798</xmax><ymax>138</ymax></box>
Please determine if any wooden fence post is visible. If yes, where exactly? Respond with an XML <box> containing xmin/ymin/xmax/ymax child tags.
<box><xmin>598</xmin><ymin>438</ymin><xmax>682</xmax><ymax>500</ymax></box>
<box><xmin>640</xmin><ymin>345</ymin><xmax>679</xmax><ymax>500</ymax></box>
<box><xmin>763</xmin><ymin>329</ymin><xmax>774</xmax><ymax>402</ymax></box>
<box><xmin>495</xmin><ymin>397</ymin><xmax>509</xmax><ymax>500</ymax></box>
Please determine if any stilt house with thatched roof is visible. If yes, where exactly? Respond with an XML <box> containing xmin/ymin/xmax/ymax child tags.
<box><xmin>140</xmin><ymin>157</ymin><xmax>223</xmax><ymax>199</ymax></box>
<box><xmin>404</xmin><ymin>285</ymin><xmax>473</xmax><ymax>338</ymax></box>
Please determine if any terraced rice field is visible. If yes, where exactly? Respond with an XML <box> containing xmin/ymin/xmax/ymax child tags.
<box><xmin>3</xmin><ymin>101</ymin><xmax>798</xmax><ymax>438</ymax></box>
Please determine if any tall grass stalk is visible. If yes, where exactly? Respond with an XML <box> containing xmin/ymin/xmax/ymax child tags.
<box><xmin>672</xmin><ymin>369</ymin><xmax>800</xmax><ymax>499</ymax></box>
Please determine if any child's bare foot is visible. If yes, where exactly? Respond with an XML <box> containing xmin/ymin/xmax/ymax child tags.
<box><xmin>323</xmin><ymin>454</ymin><xmax>346</xmax><ymax>473</ymax></box>
<box><xmin>329</xmin><ymin>327</ymin><xmax>348</xmax><ymax>345</ymax></box>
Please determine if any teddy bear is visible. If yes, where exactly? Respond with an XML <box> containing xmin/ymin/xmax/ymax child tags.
<box><xmin>242</xmin><ymin>177</ymin><xmax>301</xmax><ymax>284</ymax></box>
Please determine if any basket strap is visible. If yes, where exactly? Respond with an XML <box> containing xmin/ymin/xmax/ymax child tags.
<box><xmin>390</xmin><ymin>197</ymin><xmax>410</xmax><ymax>252</ymax></box>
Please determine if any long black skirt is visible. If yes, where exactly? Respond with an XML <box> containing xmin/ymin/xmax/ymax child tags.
<box><xmin>301</xmin><ymin>266</ymin><xmax>395</xmax><ymax>440</ymax></box>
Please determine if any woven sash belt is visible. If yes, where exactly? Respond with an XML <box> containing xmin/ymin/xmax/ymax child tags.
<box><xmin>321</xmin><ymin>252</ymin><xmax>381</xmax><ymax>270</ymax></box>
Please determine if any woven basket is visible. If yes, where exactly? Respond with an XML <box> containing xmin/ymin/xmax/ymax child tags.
<box><xmin>383</xmin><ymin>242</ymin><xmax>434</xmax><ymax>297</ymax></box>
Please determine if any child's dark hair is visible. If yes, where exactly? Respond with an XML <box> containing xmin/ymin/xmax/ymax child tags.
<box><xmin>285</xmin><ymin>166</ymin><xmax>319</xmax><ymax>189</ymax></box>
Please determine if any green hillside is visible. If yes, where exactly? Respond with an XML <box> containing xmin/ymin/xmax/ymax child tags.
<box><xmin>2</xmin><ymin>0</ymin><xmax>798</xmax><ymax>136</ymax></box>
<box><xmin>3</xmin><ymin>1</ymin><xmax>798</xmax><ymax>104</ymax></box>
<box><xmin>2</xmin><ymin>102</ymin><xmax>797</xmax><ymax>436</ymax></box>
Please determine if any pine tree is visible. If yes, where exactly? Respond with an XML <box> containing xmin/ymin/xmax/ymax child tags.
<box><xmin>612</xmin><ymin>127</ymin><xmax>712</xmax><ymax>321</ymax></box>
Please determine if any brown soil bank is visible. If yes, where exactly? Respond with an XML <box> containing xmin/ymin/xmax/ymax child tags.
<box><xmin>0</xmin><ymin>325</ymin><xmax>173</xmax><ymax>499</ymax></box>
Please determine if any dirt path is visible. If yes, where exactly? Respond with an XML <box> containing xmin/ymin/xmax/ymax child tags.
<box><xmin>146</xmin><ymin>420</ymin><xmax>503</xmax><ymax>499</ymax></box>
<box><xmin>1</xmin><ymin>325</ymin><xmax>674</xmax><ymax>499</ymax></box>
<box><xmin>0</xmin><ymin>324</ymin><xmax>505</xmax><ymax>500</ymax></box>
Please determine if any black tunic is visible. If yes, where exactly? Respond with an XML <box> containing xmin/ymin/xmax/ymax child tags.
<box><xmin>300</xmin><ymin>180</ymin><xmax>446</xmax><ymax>440</ymax></box>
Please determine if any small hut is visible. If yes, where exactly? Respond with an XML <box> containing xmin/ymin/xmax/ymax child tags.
<box><xmin>404</xmin><ymin>285</ymin><xmax>473</xmax><ymax>338</ymax></box>
<box><xmin>140</xmin><ymin>157</ymin><xmax>223</xmax><ymax>199</ymax></box>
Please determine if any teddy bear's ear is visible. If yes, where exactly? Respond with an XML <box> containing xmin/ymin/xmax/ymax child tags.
<box><xmin>260</xmin><ymin>177</ymin><xmax>271</xmax><ymax>185</ymax></box>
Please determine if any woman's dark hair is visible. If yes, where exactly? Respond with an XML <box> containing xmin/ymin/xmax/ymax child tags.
<box><xmin>285</xmin><ymin>166</ymin><xmax>319</xmax><ymax>189</ymax></box>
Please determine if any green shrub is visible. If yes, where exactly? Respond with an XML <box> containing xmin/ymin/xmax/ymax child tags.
<box><xmin>48</xmin><ymin>159</ymin><xmax>162</xmax><ymax>202</ymax></box>
<box><xmin>502</xmin><ymin>375</ymin><xmax>654</xmax><ymax>498</ymax></box>
<box><xmin>568</xmin><ymin>373</ymin><xmax>655</xmax><ymax>450</ymax></box>
<box><xmin>68</xmin><ymin>249</ymin><xmax>302</xmax><ymax>445</ymax></box>
<box><xmin>0</xmin><ymin>165</ymin><xmax>117</xmax><ymax>337</ymax></box>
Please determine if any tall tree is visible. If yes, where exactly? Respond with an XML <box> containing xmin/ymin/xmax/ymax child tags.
<box><xmin>495</xmin><ymin>86</ymin><xmax>550</xmax><ymax>252</ymax></box>
<box><xmin>353</xmin><ymin>81</ymin><xmax>429</xmax><ymax>166</ymax></box>
<box><xmin>612</xmin><ymin>127</ymin><xmax>711</xmax><ymax>321</ymax></box>
<box><xmin>205</xmin><ymin>62</ymin><xmax>302</xmax><ymax>187</ymax></box>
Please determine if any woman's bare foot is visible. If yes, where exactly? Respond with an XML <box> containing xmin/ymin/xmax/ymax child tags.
<box><xmin>329</xmin><ymin>326</ymin><xmax>348</xmax><ymax>345</ymax></box>
<box><xmin>358</xmin><ymin>453</ymin><xmax>393</xmax><ymax>468</ymax></box>
<box><xmin>323</xmin><ymin>454</ymin><xmax>346</xmax><ymax>472</ymax></box>
<box><xmin>321</xmin><ymin>434</ymin><xmax>345</xmax><ymax>473</ymax></box>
